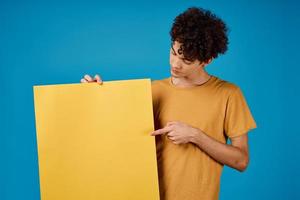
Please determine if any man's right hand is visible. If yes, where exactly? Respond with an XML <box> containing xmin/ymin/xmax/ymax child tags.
<box><xmin>80</xmin><ymin>74</ymin><xmax>103</xmax><ymax>85</ymax></box>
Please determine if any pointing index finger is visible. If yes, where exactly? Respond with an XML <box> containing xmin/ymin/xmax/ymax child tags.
<box><xmin>150</xmin><ymin>126</ymin><xmax>172</xmax><ymax>136</ymax></box>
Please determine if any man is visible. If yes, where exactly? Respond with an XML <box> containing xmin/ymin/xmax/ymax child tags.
<box><xmin>81</xmin><ymin>7</ymin><xmax>256</xmax><ymax>200</ymax></box>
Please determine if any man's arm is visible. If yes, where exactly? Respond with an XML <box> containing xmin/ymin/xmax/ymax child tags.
<box><xmin>190</xmin><ymin>129</ymin><xmax>249</xmax><ymax>172</ymax></box>
<box><xmin>151</xmin><ymin>121</ymin><xmax>250</xmax><ymax>172</ymax></box>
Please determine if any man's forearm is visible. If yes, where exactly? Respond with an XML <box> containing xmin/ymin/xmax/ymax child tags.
<box><xmin>190</xmin><ymin>128</ymin><xmax>248</xmax><ymax>172</ymax></box>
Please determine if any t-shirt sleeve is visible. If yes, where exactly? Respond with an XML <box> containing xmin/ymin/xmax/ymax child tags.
<box><xmin>224</xmin><ymin>86</ymin><xmax>257</xmax><ymax>138</ymax></box>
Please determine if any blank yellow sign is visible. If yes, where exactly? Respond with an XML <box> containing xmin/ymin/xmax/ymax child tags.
<box><xmin>33</xmin><ymin>79</ymin><xmax>160</xmax><ymax>200</ymax></box>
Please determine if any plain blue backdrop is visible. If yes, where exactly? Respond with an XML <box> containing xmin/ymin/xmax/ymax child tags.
<box><xmin>1</xmin><ymin>0</ymin><xmax>299</xmax><ymax>199</ymax></box>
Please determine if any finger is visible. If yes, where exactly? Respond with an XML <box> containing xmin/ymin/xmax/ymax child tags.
<box><xmin>84</xmin><ymin>74</ymin><xmax>93</xmax><ymax>82</ymax></box>
<box><xmin>151</xmin><ymin>126</ymin><xmax>172</xmax><ymax>136</ymax></box>
<box><xmin>166</xmin><ymin>122</ymin><xmax>172</xmax><ymax>126</ymax></box>
<box><xmin>94</xmin><ymin>74</ymin><xmax>103</xmax><ymax>84</ymax></box>
<box><xmin>166</xmin><ymin>121</ymin><xmax>177</xmax><ymax>126</ymax></box>
<box><xmin>81</xmin><ymin>78</ymin><xmax>88</xmax><ymax>83</ymax></box>
<box><xmin>150</xmin><ymin>130</ymin><xmax>165</xmax><ymax>136</ymax></box>
<box><xmin>167</xmin><ymin>131</ymin><xmax>176</xmax><ymax>137</ymax></box>
<box><xmin>167</xmin><ymin>136</ymin><xmax>176</xmax><ymax>141</ymax></box>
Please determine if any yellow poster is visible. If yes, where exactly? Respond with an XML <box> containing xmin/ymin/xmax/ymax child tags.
<box><xmin>33</xmin><ymin>79</ymin><xmax>160</xmax><ymax>200</ymax></box>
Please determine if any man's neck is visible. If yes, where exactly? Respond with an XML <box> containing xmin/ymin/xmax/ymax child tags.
<box><xmin>171</xmin><ymin>71</ymin><xmax>211</xmax><ymax>88</ymax></box>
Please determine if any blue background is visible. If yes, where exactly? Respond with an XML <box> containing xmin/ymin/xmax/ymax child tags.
<box><xmin>1</xmin><ymin>0</ymin><xmax>299</xmax><ymax>199</ymax></box>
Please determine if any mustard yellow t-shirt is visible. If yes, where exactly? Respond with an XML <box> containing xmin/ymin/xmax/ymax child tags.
<box><xmin>151</xmin><ymin>75</ymin><xmax>257</xmax><ymax>200</ymax></box>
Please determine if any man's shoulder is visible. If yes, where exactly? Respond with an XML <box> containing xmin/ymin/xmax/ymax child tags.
<box><xmin>151</xmin><ymin>77</ymin><xmax>169</xmax><ymax>88</ymax></box>
<box><xmin>150</xmin><ymin>77</ymin><xmax>170</xmax><ymax>100</ymax></box>
<box><xmin>213</xmin><ymin>75</ymin><xmax>240</xmax><ymax>94</ymax></box>
<box><xmin>151</xmin><ymin>77</ymin><xmax>169</xmax><ymax>84</ymax></box>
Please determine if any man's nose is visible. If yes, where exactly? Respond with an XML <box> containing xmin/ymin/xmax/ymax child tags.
<box><xmin>171</xmin><ymin>58</ymin><xmax>182</xmax><ymax>69</ymax></box>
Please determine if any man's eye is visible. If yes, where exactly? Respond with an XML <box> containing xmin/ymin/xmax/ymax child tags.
<box><xmin>183</xmin><ymin>59</ymin><xmax>192</xmax><ymax>64</ymax></box>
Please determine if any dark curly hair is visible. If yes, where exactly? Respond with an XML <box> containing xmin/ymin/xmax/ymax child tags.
<box><xmin>170</xmin><ymin>7</ymin><xmax>228</xmax><ymax>63</ymax></box>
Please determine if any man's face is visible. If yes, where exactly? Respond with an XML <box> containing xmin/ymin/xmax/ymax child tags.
<box><xmin>169</xmin><ymin>41</ymin><xmax>202</xmax><ymax>78</ymax></box>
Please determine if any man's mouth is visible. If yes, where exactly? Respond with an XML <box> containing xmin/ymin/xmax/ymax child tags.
<box><xmin>171</xmin><ymin>68</ymin><xmax>180</xmax><ymax>73</ymax></box>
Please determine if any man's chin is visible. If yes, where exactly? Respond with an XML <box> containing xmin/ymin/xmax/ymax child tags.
<box><xmin>170</xmin><ymin>71</ymin><xmax>183</xmax><ymax>78</ymax></box>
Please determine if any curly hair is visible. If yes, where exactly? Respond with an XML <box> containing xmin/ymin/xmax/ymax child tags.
<box><xmin>170</xmin><ymin>7</ymin><xmax>229</xmax><ymax>63</ymax></box>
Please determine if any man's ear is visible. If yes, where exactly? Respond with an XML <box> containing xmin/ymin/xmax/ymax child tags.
<box><xmin>205</xmin><ymin>58</ymin><xmax>213</xmax><ymax>65</ymax></box>
<box><xmin>207</xmin><ymin>58</ymin><xmax>213</xmax><ymax>64</ymax></box>
<box><xmin>202</xmin><ymin>58</ymin><xmax>213</xmax><ymax>67</ymax></box>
